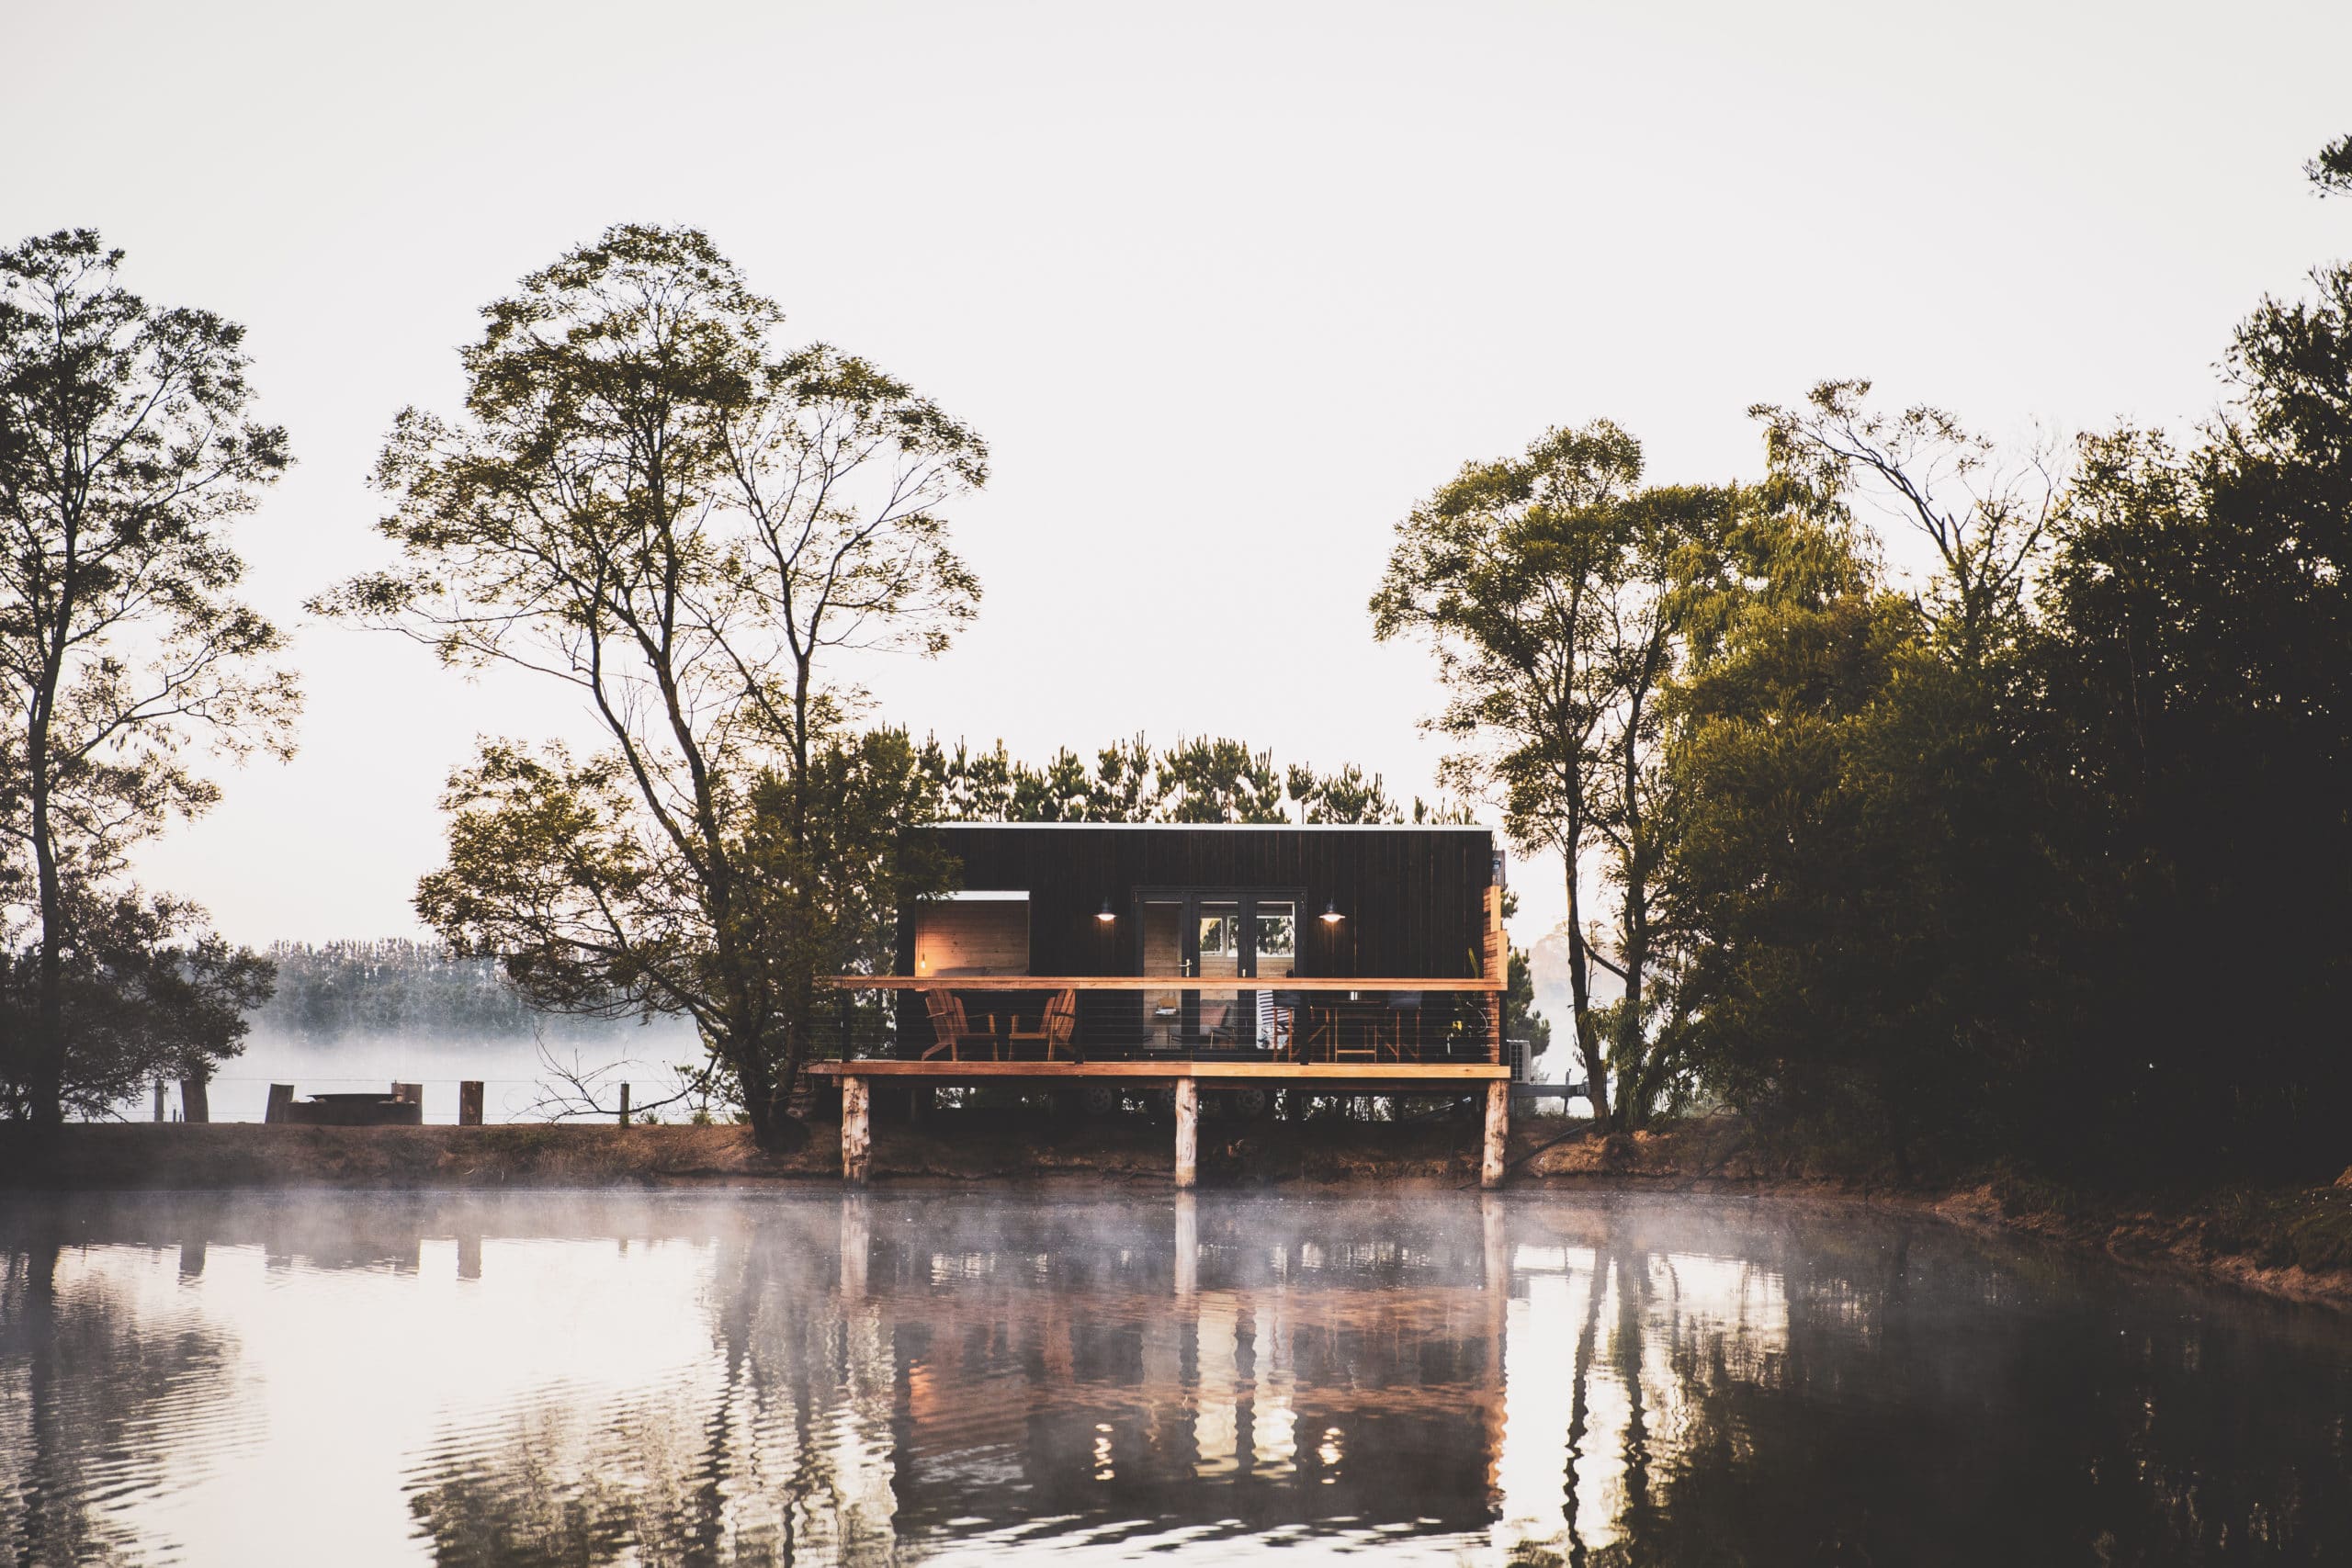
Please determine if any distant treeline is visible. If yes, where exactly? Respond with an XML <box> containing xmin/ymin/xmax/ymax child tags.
<box><xmin>254</xmin><ymin>941</ymin><xmax>651</xmax><ymax>1042</ymax></box>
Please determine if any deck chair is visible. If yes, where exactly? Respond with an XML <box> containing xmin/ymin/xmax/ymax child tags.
<box><xmin>1379</xmin><ymin>991</ymin><xmax>1424</xmax><ymax>1061</ymax></box>
<box><xmin>1269</xmin><ymin>991</ymin><xmax>1301</xmax><ymax>1060</ymax></box>
<box><xmin>1331</xmin><ymin>999</ymin><xmax>1377</xmax><ymax>1063</ymax></box>
<box><xmin>1006</xmin><ymin>988</ymin><xmax>1079</xmax><ymax>1060</ymax></box>
<box><xmin>921</xmin><ymin>988</ymin><xmax>995</xmax><ymax>1061</ymax></box>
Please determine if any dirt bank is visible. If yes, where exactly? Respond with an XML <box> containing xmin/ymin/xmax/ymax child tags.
<box><xmin>6</xmin><ymin>1113</ymin><xmax>2349</xmax><ymax>1310</ymax></box>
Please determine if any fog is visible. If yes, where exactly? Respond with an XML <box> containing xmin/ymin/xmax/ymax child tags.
<box><xmin>4</xmin><ymin>1190</ymin><xmax>2346</xmax><ymax>1563</ymax></box>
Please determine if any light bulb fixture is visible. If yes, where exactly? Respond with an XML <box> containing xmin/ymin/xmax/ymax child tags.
<box><xmin>1319</xmin><ymin>899</ymin><xmax>1343</xmax><ymax>924</ymax></box>
<box><xmin>1096</xmin><ymin>898</ymin><xmax>1117</xmax><ymax>923</ymax></box>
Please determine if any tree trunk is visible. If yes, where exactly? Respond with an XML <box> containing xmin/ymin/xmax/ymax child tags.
<box><xmin>28</xmin><ymin>768</ymin><xmax>67</xmax><ymax>1129</ymax></box>
<box><xmin>1564</xmin><ymin>857</ymin><xmax>1612</xmax><ymax>1128</ymax></box>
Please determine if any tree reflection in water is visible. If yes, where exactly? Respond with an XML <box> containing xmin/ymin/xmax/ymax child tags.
<box><xmin>0</xmin><ymin>1214</ymin><xmax>249</xmax><ymax>1564</ymax></box>
<box><xmin>1</xmin><ymin>1191</ymin><xmax>2347</xmax><ymax>1564</ymax></box>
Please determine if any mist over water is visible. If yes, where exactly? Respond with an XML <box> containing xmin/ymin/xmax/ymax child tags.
<box><xmin>178</xmin><ymin>1023</ymin><xmax>703</xmax><ymax>1125</ymax></box>
<box><xmin>1</xmin><ymin>1190</ymin><xmax>2346</xmax><ymax>1565</ymax></box>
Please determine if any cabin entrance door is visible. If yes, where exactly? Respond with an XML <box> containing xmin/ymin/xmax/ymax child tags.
<box><xmin>1134</xmin><ymin>889</ymin><xmax>1302</xmax><ymax>1054</ymax></box>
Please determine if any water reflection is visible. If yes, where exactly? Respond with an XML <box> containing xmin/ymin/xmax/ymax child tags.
<box><xmin>0</xmin><ymin>1191</ymin><xmax>2346</xmax><ymax>1564</ymax></box>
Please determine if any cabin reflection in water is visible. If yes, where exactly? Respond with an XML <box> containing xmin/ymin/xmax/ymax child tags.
<box><xmin>4</xmin><ymin>1193</ymin><xmax>2350</xmax><ymax>1565</ymax></box>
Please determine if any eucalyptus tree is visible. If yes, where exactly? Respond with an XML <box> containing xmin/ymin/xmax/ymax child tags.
<box><xmin>0</xmin><ymin>230</ymin><xmax>297</xmax><ymax>1124</ymax></box>
<box><xmin>1374</xmin><ymin>423</ymin><xmax>1721</xmax><ymax>1127</ymax></box>
<box><xmin>1750</xmin><ymin>381</ymin><xmax>2058</xmax><ymax>664</ymax></box>
<box><xmin>320</xmin><ymin>225</ymin><xmax>984</xmax><ymax>1142</ymax></box>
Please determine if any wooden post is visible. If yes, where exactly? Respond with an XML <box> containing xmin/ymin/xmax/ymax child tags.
<box><xmin>841</xmin><ymin>1074</ymin><xmax>870</xmax><ymax>1184</ymax></box>
<box><xmin>265</xmin><ymin>1084</ymin><xmax>294</xmax><ymax>1124</ymax></box>
<box><xmin>458</xmin><ymin>1081</ymin><xmax>484</xmax><ymax>1126</ymax></box>
<box><xmin>1481</xmin><ymin>1077</ymin><xmax>1510</xmax><ymax>1190</ymax></box>
<box><xmin>153</xmin><ymin>1079</ymin><xmax>165</xmax><ymax>1122</ymax></box>
<box><xmin>178</xmin><ymin>1077</ymin><xmax>209</xmax><ymax>1124</ymax></box>
<box><xmin>1173</xmin><ymin>1076</ymin><xmax>1198</xmax><ymax>1190</ymax></box>
<box><xmin>618</xmin><ymin>1083</ymin><xmax>631</xmax><ymax>1126</ymax></box>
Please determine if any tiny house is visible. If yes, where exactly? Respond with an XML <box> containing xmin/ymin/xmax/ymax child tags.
<box><xmin>815</xmin><ymin>823</ymin><xmax>1517</xmax><ymax>1187</ymax></box>
<box><xmin>886</xmin><ymin>823</ymin><xmax>1507</xmax><ymax>1065</ymax></box>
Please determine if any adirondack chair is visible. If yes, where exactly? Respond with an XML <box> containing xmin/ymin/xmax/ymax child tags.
<box><xmin>1006</xmin><ymin>988</ymin><xmax>1079</xmax><ymax>1060</ymax></box>
<box><xmin>921</xmin><ymin>988</ymin><xmax>995</xmax><ymax>1061</ymax></box>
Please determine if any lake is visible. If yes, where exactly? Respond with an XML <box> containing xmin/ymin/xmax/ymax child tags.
<box><xmin>2</xmin><ymin>1190</ymin><xmax>2346</xmax><ymax>1564</ymax></box>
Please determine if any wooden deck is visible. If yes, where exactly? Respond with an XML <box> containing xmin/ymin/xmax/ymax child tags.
<box><xmin>809</xmin><ymin>1058</ymin><xmax>1512</xmax><ymax>1191</ymax></box>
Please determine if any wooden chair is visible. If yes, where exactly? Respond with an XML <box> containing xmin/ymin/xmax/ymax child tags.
<box><xmin>1270</xmin><ymin>991</ymin><xmax>1301</xmax><ymax>1060</ymax></box>
<box><xmin>921</xmin><ymin>988</ymin><xmax>995</xmax><ymax>1061</ymax></box>
<box><xmin>1006</xmin><ymin>988</ymin><xmax>1079</xmax><ymax>1060</ymax></box>
<box><xmin>1331</xmin><ymin>1000</ymin><xmax>1377</xmax><ymax>1063</ymax></box>
<box><xmin>1380</xmin><ymin>991</ymin><xmax>1424</xmax><ymax>1061</ymax></box>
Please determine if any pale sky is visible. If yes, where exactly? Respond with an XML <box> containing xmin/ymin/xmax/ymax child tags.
<box><xmin>5</xmin><ymin>0</ymin><xmax>2346</xmax><ymax>946</ymax></box>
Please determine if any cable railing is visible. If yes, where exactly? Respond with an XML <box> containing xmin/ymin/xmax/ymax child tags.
<box><xmin>820</xmin><ymin>975</ymin><xmax>1504</xmax><ymax>1066</ymax></box>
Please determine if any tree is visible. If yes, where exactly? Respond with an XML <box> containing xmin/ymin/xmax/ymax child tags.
<box><xmin>1751</xmin><ymin>380</ymin><xmax>2057</xmax><ymax>665</ymax></box>
<box><xmin>2309</xmin><ymin>133</ymin><xmax>2352</xmax><ymax>197</ymax></box>
<box><xmin>2027</xmin><ymin>255</ymin><xmax>2352</xmax><ymax>1178</ymax></box>
<box><xmin>0</xmin><ymin>880</ymin><xmax>273</xmax><ymax>1122</ymax></box>
<box><xmin>319</xmin><ymin>225</ymin><xmax>984</xmax><ymax>1143</ymax></box>
<box><xmin>1374</xmin><ymin>423</ymin><xmax>1724</xmax><ymax>1128</ymax></box>
<box><xmin>0</xmin><ymin>230</ymin><xmax>297</xmax><ymax>1124</ymax></box>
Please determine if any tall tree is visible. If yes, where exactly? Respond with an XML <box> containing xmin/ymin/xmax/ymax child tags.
<box><xmin>319</xmin><ymin>225</ymin><xmax>983</xmax><ymax>1143</ymax></box>
<box><xmin>1751</xmin><ymin>380</ymin><xmax>2057</xmax><ymax>665</ymax></box>
<box><xmin>1372</xmin><ymin>423</ymin><xmax>1635</xmax><ymax>1122</ymax></box>
<box><xmin>0</xmin><ymin>230</ymin><xmax>297</xmax><ymax>1124</ymax></box>
<box><xmin>1374</xmin><ymin>423</ymin><xmax>1723</xmax><ymax>1127</ymax></box>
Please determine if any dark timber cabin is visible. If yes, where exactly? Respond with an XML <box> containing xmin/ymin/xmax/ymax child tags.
<box><xmin>807</xmin><ymin>824</ymin><xmax>1517</xmax><ymax>1189</ymax></box>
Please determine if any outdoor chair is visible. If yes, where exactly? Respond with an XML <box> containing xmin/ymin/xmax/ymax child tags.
<box><xmin>920</xmin><ymin>988</ymin><xmax>996</xmax><ymax>1061</ymax></box>
<box><xmin>1269</xmin><ymin>991</ymin><xmax>1302</xmax><ymax>1059</ymax></box>
<box><xmin>1006</xmin><ymin>988</ymin><xmax>1079</xmax><ymax>1060</ymax></box>
<box><xmin>1330</xmin><ymin>998</ymin><xmax>1378</xmax><ymax>1063</ymax></box>
<box><xmin>1380</xmin><ymin>991</ymin><xmax>1424</xmax><ymax>1060</ymax></box>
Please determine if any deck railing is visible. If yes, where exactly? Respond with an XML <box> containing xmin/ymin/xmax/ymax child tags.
<box><xmin>820</xmin><ymin>975</ymin><xmax>1504</xmax><ymax>1066</ymax></box>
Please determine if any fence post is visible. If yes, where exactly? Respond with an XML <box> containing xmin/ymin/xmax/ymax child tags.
<box><xmin>179</xmin><ymin>1077</ymin><xmax>209</xmax><ymax>1124</ymax></box>
<box><xmin>153</xmin><ymin>1079</ymin><xmax>165</xmax><ymax>1122</ymax></box>
<box><xmin>265</xmin><ymin>1084</ymin><xmax>294</xmax><ymax>1124</ymax></box>
<box><xmin>619</xmin><ymin>1083</ymin><xmax>631</xmax><ymax>1127</ymax></box>
<box><xmin>458</xmin><ymin>1081</ymin><xmax>484</xmax><ymax>1127</ymax></box>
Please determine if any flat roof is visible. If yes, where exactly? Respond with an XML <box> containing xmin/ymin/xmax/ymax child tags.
<box><xmin>925</xmin><ymin>821</ymin><xmax>1490</xmax><ymax>831</ymax></box>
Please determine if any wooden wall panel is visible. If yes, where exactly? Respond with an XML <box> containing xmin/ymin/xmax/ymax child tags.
<box><xmin>913</xmin><ymin>901</ymin><xmax>1030</xmax><ymax>976</ymax></box>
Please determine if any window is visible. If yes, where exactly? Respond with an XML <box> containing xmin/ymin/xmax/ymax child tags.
<box><xmin>1255</xmin><ymin>902</ymin><xmax>1295</xmax><ymax>964</ymax></box>
<box><xmin>1197</xmin><ymin>914</ymin><xmax>1238</xmax><ymax>958</ymax></box>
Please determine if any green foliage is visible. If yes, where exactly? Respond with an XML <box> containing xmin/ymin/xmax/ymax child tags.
<box><xmin>1372</xmin><ymin>422</ymin><xmax>1744</xmax><ymax>1128</ymax></box>
<box><xmin>1504</xmin><ymin>947</ymin><xmax>1549</xmax><ymax>1059</ymax></box>
<box><xmin>917</xmin><ymin>734</ymin><xmax>1464</xmax><ymax>825</ymax></box>
<box><xmin>0</xmin><ymin>886</ymin><xmax>271</xmax><ymax>1120</ymax></box>
<box><xmin>0</xmin><ymin>229</ymin><xmax>299</xmax><ymax>1122</ymax></box>
<box><xmin>1663</xmin><ymin>244</ymin><xmax>2352</xmax><ymax>1183</ymax></box>
<box><xmin>321</xmin><ymin>225</ymin><xmax>983</xmax><ymax>1143</ymax></box>
<box><xmin>2309</xmin><ymin>133</ymin><xmax>2352</xmax><ymax>197</ymax></box>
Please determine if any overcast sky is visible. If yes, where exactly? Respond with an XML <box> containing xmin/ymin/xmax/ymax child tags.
<box><xmin>5</xmin><ymin>0</ymin><xmax>2346</xmax><ymax>946</ymax></box>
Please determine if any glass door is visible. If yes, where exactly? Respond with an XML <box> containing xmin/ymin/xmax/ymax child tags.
<box><xmin>1139</xmin><ymin>897</ymin><xmax>1187</xmax><ymax>1053</ymax></box>
<box><xmin>1194</xmin><ymin>899</ymin><xmax>1242</xmax><ymax>1050</ymax></box>
<box><xmin>1133</xmin><ymin>889</ymin><xmax>1303</xmax><ymax>1055</ymax></box>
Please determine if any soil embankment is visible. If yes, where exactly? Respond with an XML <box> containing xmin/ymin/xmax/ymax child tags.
<box><xmin>5</xmin><ymin>1113</ymin><xmax>2350</xmax><ymax>1310</ymax></box>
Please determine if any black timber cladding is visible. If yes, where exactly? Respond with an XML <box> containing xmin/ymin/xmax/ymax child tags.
<box><xmin>898</xmin><ymin>824</ymin><xmax>1498</xmax><ymax>980</ymax></box>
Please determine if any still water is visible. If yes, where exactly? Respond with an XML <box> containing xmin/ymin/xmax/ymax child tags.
<box><xmin>2</xmin><ymin>1190</ymin><xmax>2346</xmax><ymax>1565</ymax></box>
